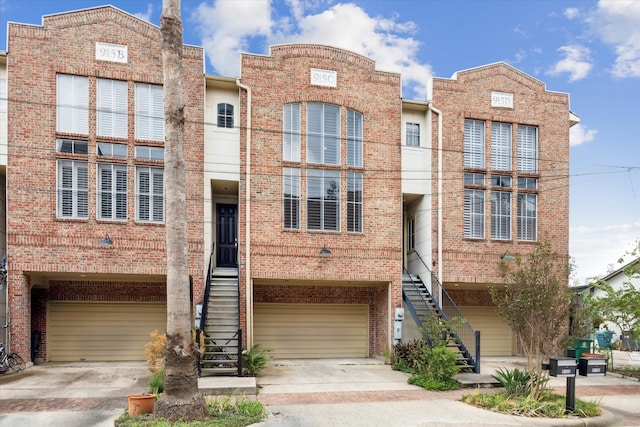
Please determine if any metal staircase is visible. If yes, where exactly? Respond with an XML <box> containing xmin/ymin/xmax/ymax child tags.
<box><xmin>402</xmin><ymin>256</ymin><xmax>480</xmax><ymax>373</ymax></box>
<box><xmin>198</xmin><ymin>247</ymin><xmax>242</xmax><ymax>376</ymax></box>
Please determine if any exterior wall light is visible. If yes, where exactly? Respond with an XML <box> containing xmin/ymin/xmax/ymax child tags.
<box><xmin>500</xmin><ymin>251</ymin><xmax>515</xmax><ymax>262</ymax></box>
<box><xmin>319</xmin><ymin>245</ymin><xmax>331</xmax><ymax>256</ymax></box>
<box><xmin>99</xmin><ymin>234</ymin><xmax>113</xmax><ymax>247</ymax></box>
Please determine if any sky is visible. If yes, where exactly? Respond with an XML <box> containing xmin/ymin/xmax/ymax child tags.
<box><xmin>1</xmin><ymin>0</ymin><xmax>639</xmax><ymax>284</ymax></box>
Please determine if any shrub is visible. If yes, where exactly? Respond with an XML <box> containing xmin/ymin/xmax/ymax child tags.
<box><xmin>242</xmin><ymin>344</ymin><xmax>272</xmax><ymax>377</ymax></box>
<box><xmin>393</xmin><ymin>339</ymin><xmax>423</xmax><ymax>371</ymax></box>
<box><xmin>492</xmin><ymin>367</ymin><xmax>531</xmax><ymax>397</ymax></box>
<box><xmin>149</xmin><ymin>368</ymin><xmax>164</xmax><ymax>396</ymax></box>
<box><xmin>144</xmin><ymin>330</ymin><xmax>166</xmax><ymax>374</ymax></box>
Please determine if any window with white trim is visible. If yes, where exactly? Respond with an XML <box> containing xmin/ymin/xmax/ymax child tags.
<box><xmin>464</xmin><ymin>119</ymin><xmax>484</xmax><ymax>168</ymax></box>
<box><xmin>136</xmin><ymin>166</ymin><xmax>164</xmax><ymax>222</ymax></box>
<box><xmin>518</xmin><ymin>193</ymin><xmax>537</xmax><ymax>241</ymax></box>
<box><xmin>307</xmin><ymin>103</ymin><xmax>339</xmax><ymax>164</ymax></box>
<box><xmin>217</xmin><ymin>103</ymin><xmax>234</xmax><ymax>128</ymax></box>
<box><xmin>97</xmin><ymin>79</ymin><xmax>128</xmax><ymax>138</ymax></box>
<box><xmin>57</xmin><ymin>160</ymin><xmax>88</xmax><ymax>218</ymax></box>
<box><xmin>97</xmin><ymin>142</ymin><xmax>127</xmax><ymax>157</ymax></box>
<box><xmin>491</xmin><ymin>191</ymin><xmax>511</xmax><ymax>240</ymax></box>
<box><xmin>347</xmin><ymin>172</ymin><xmax>363</xmax><ymax>232</ymax></box>
<box><xmin>491</xmin><ymin>122</ymin><xmax>512</xmax><ymax>171</ymax></box>
<box><xmin>135</xmin><ymin>146</ymin><xmax>164</xmax><ymax>160</ymax></box>
<box><xmin>406</xmin><ymin>122</ymin><xmax>420</xmax><ymax>147</ymax></box>
<box><xmin>57</xmin><ymin>74</ymin><xmax>89</xmax><ymax>134</ymax></box>
<box><xmin>347</xmin><ymin>109</ymin><xmax>363</xmax><ymax>167</ymax></box>
<box><xmin>283</xmin><ymin>103</ymin><xmax>300</xmax><ymax>162</ymax></box>
<box><xmin>283</xmin><ymin>167</ymin><xmax>300</xmax><ymax>229</ymax></box>
<box><xmin>307</xmin><ymin>169</ymin><xmax>340</xmax><ymax>231</ymax></box>
<box><xmin>518</xmin><ymin>125</ymin><xmax>538</xmax><ymax>172</ymax></box>
<box><xmin>98</xmin><ymin>163</ymin><xmax>127</xmax><ymax>220</ymax></box>
<box><xmin>135</xmin><ymin>83</ymin><xmax>164</xmax><ymax>141</ymax></box>
<box><xmin>464</xmin><ymin>189</ymin><xmax>484</xmax><ymax>238</ymax></box>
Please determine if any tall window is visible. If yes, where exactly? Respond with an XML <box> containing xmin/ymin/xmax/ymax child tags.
<box><xmin>57</xmin><ymin>160</ymin><xmax>88</xmax><ymax>218</ymax></box>
<box><xmin>217</xmin><ymin>103</ymin><xmax>234</xmax><ymax>128</ymax></box>
<box><xmin>283</xmin><ymin>103</ymin><xmax>300</xmax><ymax>162</ymax></box>
<box><xmin>98</xmin><ymin>163</ymin><xmax>127</xmax><ymax>220</ymax></box>
<box><xmin>491</xmin><ymin>122</ymin><xmax>512</xmax><ymax>171</ymax></box>
<box><xmin>407</xmin><ymin>217</ymin><xmax>415</xmax><ymax>251</ymax></box>
<box><xmin>464</xmin><ymin>119</ymin><xmax>484</xmax><ymax>168</ymax></box>
<box><xmin>283</xmin><ymin>168</ymin><xmax>300</xmax><ymax>229</ymax></box>
<box><xmin>136</xmin><ymin>166</ymin><xmax>164</xmax><ymax>222</ymax></box>
<box><xmin>464</xmin><ymin>189</ymin><xmax>484</xmax><ymax>238</ymax></box>
<box><xmin>347</xmin><ymin>109</ymin><xmax>363</xmax><ymax>166</ymax></box>
<box><xmin>307</xmin><ymin>103</ymin><xmax>339</xmax><ymax>164</ymax></box>
<box><xmin>491</xmin><ymin>191</ymin><xmax>511</xmax><ymax>240</ymax></box>
<box><xmin>57</xmin><ymin>74</ymin><xmax>89</xmax><ymax>134</ymax></box>
<box><xmin>406</xmin><ymin>122</ymin><xmax>420</xmax><ymax>147</ymax></box>
<box><xmin>347</xmin><ymin>172</ymin><xmax>363</xmax><ymax>232</ymax></box>
<box><xmin>135</xmin><ymin>83</ymin><xmax>164</xmax><ymax>141</ymax></box>
<box><xmin>307</xmin><ymin>169</ymin><xmax>340</xmax><ymax>231</ymax></box>
<box><xmin>518</xmin><ymin>125</ymin><xmax>538</xmax><ymax>172</ymax></box>
<box><xmin>97</xmin><ymin>79</ymin><xmax>128</xmax><ymax>138</ymax></box>
<box><xmin>518</xmin><ymin>193</ymin><xmax>537</xmax><ymax>241</ymax></box>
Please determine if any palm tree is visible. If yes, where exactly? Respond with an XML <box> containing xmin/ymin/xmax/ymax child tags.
<box><xmin>153</xmin><ymin>0</ymin><xmax>208</xmax><ymax>421</ymax></box>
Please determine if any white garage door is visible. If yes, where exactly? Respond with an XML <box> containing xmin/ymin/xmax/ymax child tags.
<box><xmin>460</xmin><ymin>306</ymin><xmax>514</xmax><ymax>356</ymax></box>
<box><xmin>253</xmin><ymin>303</ymin><xmax>369</xmax><ymax>359</ymax></box>
<box><xmin>49</xmin><ymin>302</ymin><xmax>167</xmax><ymax>361</ymax></box>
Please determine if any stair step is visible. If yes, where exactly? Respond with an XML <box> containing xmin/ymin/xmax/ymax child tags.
<box><xmin>200</xmin><ymin>367</ymin><xmax>239</xmax><ymax>376</ymax></box>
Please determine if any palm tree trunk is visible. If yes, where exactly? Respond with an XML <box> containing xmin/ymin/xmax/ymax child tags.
<box><xmin>153</xmin><ymin>0</ymin><xmax>208</xmax><ymax>421</ymax></box>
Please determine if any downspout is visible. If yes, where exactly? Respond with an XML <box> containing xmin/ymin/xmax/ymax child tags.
<box><xmin>428</xmin><ymin>102</ymin><xmax>444</xmax><ymax>284</ymax></box>
<box><xmin>236</xmin><ymin>79</ymin><xmax>252</xmax><ymax>347</ymax></box>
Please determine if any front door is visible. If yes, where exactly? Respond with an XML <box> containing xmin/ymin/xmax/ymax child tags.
<box><xmin>216</xmin><ymin>204</ymin><xmax>237</xmax><ymax>267</ymax></box>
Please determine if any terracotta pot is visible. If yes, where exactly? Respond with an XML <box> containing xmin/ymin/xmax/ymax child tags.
<box><xmin>127</xmin><ymin>394</ymin><xmax>156</xmax><ymax>416</ymax></box>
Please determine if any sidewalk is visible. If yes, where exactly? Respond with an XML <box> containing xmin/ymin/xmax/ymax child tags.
<box><xmin>0</xmin><ymin>353</ymin><xmax>638</xmax><ymax>426</ymax></box>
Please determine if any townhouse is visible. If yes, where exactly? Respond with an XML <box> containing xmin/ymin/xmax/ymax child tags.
<box><xmin>0</xmin><ymin>6</ymin><xmax>576</xmax><ymax>367</ymax></box>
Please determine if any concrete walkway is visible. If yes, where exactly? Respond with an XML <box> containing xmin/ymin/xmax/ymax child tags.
<box><xmin>0</xmin><ymin>352</ymin><xmax>638</xmax><ymax>426</ymax></box>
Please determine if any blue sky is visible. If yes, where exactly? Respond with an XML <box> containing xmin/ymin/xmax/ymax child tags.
<box><xmin>1</xmin><ymin>0</ymin><xmax>639</xmax><ymax>283</ymax></box>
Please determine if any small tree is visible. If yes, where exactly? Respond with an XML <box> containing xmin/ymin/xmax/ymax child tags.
<box><xmin>490</xmin><ymin>240</ymin><xmax>576</xmax><ymax>399</ymax></box>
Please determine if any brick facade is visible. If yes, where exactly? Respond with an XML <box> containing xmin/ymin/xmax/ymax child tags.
<box><xmin>431</xmin><ymin>64</ymin><xmax>570</xmax><ymax>288</ymax></box>
<box><xmin>6</xmin><ymin>7</ymin><xmax>204</xmax><ymax>361</ymax></box>
<box><xmin>239</xmin><ymin>45</ymin><xmax>403</xmax><ymax>355</ymax></box>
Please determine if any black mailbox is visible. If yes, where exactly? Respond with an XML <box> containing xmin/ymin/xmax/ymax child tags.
<box><xmin>578</xmin><ymin>357</ymin><xmax>607</xmax><ymax>376</ymax></box>
<box><xmin>549</xmin><ymin>357</ymin><xmax>577</xmax><ymax>377</ymax></box>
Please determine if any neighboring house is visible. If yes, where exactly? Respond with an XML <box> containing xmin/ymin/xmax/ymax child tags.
<box><xmin>591</xmin><ymin>257</ymin><xmax>640</xmax><ymax>349</ymax></box>
<box><xmin>0</xmin><ymin>6</ymin><xmax>576</xmax><ymax>365</ymax></box>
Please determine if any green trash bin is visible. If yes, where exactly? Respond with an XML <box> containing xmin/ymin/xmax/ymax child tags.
<box><xmin>571</xmin><ymin>339</ymin><xmax>593</xmax><ymax>359</ymax></box>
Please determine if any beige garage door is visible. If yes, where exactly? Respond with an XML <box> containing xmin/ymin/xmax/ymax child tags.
<box><xmin>49</xmin><ymin>302</ymin><xmax>166</xmax><ymax>362</ymax></box>
<box><xmin>253</xmin><ymin>303</ymin><xmax>369</xmax><ymax>359</ymax></box>
<box><xmin>460</xmin><ymin>306</ymin><xmax>514</xmax><ymax>356</ymax></box>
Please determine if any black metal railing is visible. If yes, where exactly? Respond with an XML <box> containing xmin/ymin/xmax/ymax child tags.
<box><xmin>409</xmin><ymin>251</ymin><xmax>480</xmax><ymax>373</ymax></box>
<box><xmin>198</xmin><ymin>243</ymin><xmax>215</xmax><ymax>332</ymax></box>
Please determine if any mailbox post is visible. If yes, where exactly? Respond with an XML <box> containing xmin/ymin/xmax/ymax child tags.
<box><xmin>548</xmin><ymin>357</ymin><xmax>577</xmax><ymax>412</ymax></box>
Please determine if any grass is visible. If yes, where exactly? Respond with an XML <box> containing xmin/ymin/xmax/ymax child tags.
<box><xmin>462</xmin><ymin>389</ymin><xmax>601</xmax><ymax>418</ymax></box>
<box><xmin>610</xmin><ymin>365</ymin><xmax>640</xmax><ymax>380</ymax></box>
<box><xmin>114</xmin><ymin>395</ymin><xmax>267</xmax><ymax>427</ymax></box>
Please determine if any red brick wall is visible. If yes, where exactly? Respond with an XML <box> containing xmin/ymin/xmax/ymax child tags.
<box><xmin>431</xmin><ymin>64</ymin><xmax>570</xmax><ymax>287</ymax></box>
<box><xmin>239</xmin><ymin>45</ymin><xmax>403</xmax><ymax>353</ymax></box>
<box><xmin>6</xmin><ymin>6</ymin><xmax>204</xmax><ymax>360</ymax></box>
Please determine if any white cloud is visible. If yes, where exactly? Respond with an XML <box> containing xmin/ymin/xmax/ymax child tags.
<box><xmin>569</xmin><ymin>123</ymin><xmax>597</xmax><ymax>147</ymax></box>
<box><xmin>570</xmin><ymin>221</ymin><xmax>640</xmax><ymax>284</ymax></box>
<box><xmin>133</xmin><ymin>3</ymin><xmax>154</xmax><ymax>23</ymax></box>
<box><xmin>564</xmin><ymin>7</ymin><xmax>579</xmax><ymax>20</ymax></box>
<box><xmin>547</xmin><ymin>45</ymin><xmax>593</xmax><ymax>81</ymax></box>
<box><xmin>589</xmin><ymin>0</ymin><xmax>640</xmax><ymax>78</ymax></box>
<box><xmin>191</xmin><ymin>0</ymin><xmax>432</xmax><ymax>98</ymax></box>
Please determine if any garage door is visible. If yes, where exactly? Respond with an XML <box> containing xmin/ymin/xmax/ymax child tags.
<box><xmin>460</xmin><ymin>306</ymin><xmax>514</xmax><ymax>356</ymax></box>
<box><xmin>49</xmin><ymin>302</ymin><xmax>167</xmax><ymax>361</ymax></box>
<box><xmin>253</xmin><ymin>303</ymin><xmax>369</xmax><ymax>359</ymax></box>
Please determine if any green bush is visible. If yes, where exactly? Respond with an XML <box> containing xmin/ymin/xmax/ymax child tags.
<box><xmin>241</xmin><ymin>344</ymin><xmax>272</xmax><ymax>377</ymax></box>
<box><xmin>149</xmin><ymin>368</ymin><xmax>164</xmax><ymax>396</ymax></box>
<box><xmin>393</xmin><ymin>339</ymin><xmax>460</xmax><ymax>390</ymax></box>
<box><xmin>492</xmin><ymin>367</ymin><xmax>531</xmax><ymax>396</ymax></box>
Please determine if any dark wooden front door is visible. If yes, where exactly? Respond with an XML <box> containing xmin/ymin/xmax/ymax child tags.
<box><xmin>216</xmin><ymin>204</ymin><xmax>237</xmax><ymax>267</ymax></box>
